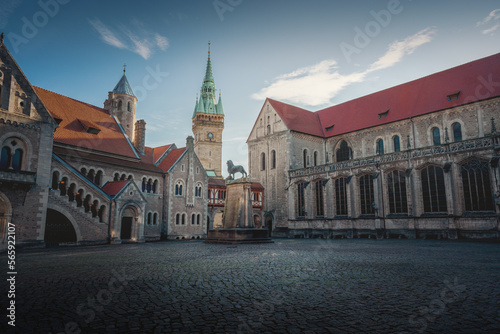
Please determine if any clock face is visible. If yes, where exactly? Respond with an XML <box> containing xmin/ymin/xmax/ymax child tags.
<box><xmin>207</xmin><ymin>132</ymin><xmax>214</xmax><ymax>139</ymax></box>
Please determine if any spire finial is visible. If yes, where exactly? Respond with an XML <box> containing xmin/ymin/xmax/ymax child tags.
<box><xmin>123</xmin><ymin>63</ymin><xmax>127</xmax><ymax>74</ymax></box>
<box><xmin>208</xmin><ymin>41</ymin><xmax>211</xmax><ymax>58</ymax></box>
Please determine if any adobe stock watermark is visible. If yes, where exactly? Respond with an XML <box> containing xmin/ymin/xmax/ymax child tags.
<box><xmin>404</xmin><ymin>278</ymin><xmax>466</xmax><ymax>334</ymax></box>
<box><xmin>132</xmin><ymin>64</ymin><xmax>169</xmax><ymax>101</ymax></box>
<box><xmin>7</xmin><ymin>0</ymin><xmax>71</xmax><ymax>54</ymax></box>
<box><xmin>339</xmin><ymin>0</ymin><xmax>404</xmax><ymax>64</ymax></box>
<box><xmin>50</xmin><ymin>268</ymin><xmax>134</xmax><ymax>334</ymax></box>
<box><xmin>213</xmin><ymin>0</ymin><xmax>243</xmax><ymax>21</ymax></box>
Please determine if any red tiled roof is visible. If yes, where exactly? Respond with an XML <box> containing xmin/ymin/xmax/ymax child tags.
<box><xmin>268</xmin><ymin>99</ymin><xmax>324</xmax><ymax>137</ymax></box>
<box><xmin>102</xmin><ymin>180</ymin><xmax>129</xmax><ymax>196</ymax></box>
<box><xmin>34</xmin><ymin>87</ymin><xmax>138</xmax><ymax>158</ymax></box>
<box><xmin>269</xmin><ymin>53</ymin><xmax>500</xmax><ymax>138</ymax></box>
<box><xmin>158</xmin><ymin>147</ymin><xmax>186</xmax><ymax>172</ymax></box>
<box><xmin>208</xmin><ymin>177</ymin><xmax>226</xmax><ymax>187</ymax></box>
<box><xmin>153</xmin><ymin>144</ymin><xmax>173</xmax><ymax>162</ymax></box>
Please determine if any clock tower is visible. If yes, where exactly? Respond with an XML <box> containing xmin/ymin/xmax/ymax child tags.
<box><xmin>192</xmin><ymin>42</ymin><xmax>224</xmax><ymax>176</ymax></box>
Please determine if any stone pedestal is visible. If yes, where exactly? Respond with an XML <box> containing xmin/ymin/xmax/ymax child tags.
<box><xmin>205</xmin><ymin>178</ymin><xmax>273</xmax><ymax>244</ymax></box>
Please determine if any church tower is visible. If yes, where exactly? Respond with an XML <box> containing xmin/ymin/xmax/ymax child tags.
<box><xmin>192</xmin><ymin>42</ymin><xmax>224</xmax><ymax>176</ymax></box>
<box><xmin>104</xmin><ymin>67</ymin><xmax>138</xmax><ymax>140</ymax></box>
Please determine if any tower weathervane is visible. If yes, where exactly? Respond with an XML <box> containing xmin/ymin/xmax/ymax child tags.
<box><xmin>123</xmin><ymin>63</ymin><xmax>127</xmax><ymax>74</ymax></box>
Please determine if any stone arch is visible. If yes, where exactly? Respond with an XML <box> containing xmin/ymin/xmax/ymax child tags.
<box><xmin>117</xmin><ymin>203</ymin><xmax>143</xmax><ymax>242</ymax></box>
<box><xmin>45</xmin><ymin>203</ymin><xmax>82</xmax><ymax>245</ymax></box>
<box><xmin>333</xmin><ymin>138</ymin><xmax>353</xmax><ymax>162</ymax></box>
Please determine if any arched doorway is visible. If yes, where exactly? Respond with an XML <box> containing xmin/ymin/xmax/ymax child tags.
<box><xmin>44</xmin><ymin>209</ymin><xmax>77</xmax><ymax>246</ymax></box>
<box><xmin>265</xmin><ymin>214</ymin><xmax>273</xmax><ymax>237</ymax></box>
<box><xmin>121</xmin><ymin>207</ymin><xmax>135</xmax><ymax>240</ymax></box>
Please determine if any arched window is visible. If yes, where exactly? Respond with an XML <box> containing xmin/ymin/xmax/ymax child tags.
<box><xmin>432</xmin><ymin>127</ymin><xmax>441</xmax><ymax>145</ymax></box>
<box><xmin>51</xmin><ymin>171</ymin><xmax>60</xmax><ymax>190</ymax></box>
<box><xmin>59</xmin><ymin>177</ymin><xmax>68</xmax><ymax>196</ymax></box>
<box><xmin>335</xmin><ymin>177</ymin><xmax>348</xmax><ymax>216</ymax></box>
<box><xmin>452</xmin><ymin>123</ymin><xmax>462</xmax><ymax>142</ymax></box>
<box><xmin>421</xmin><ymin>165</ymin><xmax>447</xmax><ymax>213</ymax></box>
<box><xmin>315</xmin><ymin>180</ymin><xmax>325</xmax><ymax>217</ymax></box>
<box><xmin>195</xmin><ymin>184</ymin><xmax>203</xmax><ymax>198</ymax></box>
<box><xmin>117</xmin><ymin>100</ymin><xmax>122</xmax><ymax>111</ymax></box>
<box><xmin>376</xmin><ymin>139</ymin><xmax>384</xmax><ymax>155</ymax></box>
<box><xmin>181</xmin><ymin>214</ymin><xmax>186</xmax><ymax>225</ymax></box>
<box><xmin>175</xmin><ymin>213</ymin><xmax>180</xmax><ymax>225</ymax></box>
<box><xmin>87</xmin><ymin>169</ymin><xmax>95</xmax><ymax>183</ymax></box>
<box><xmin>84</xmin><ymin>195</ymin><xmax>92</xmax><ymax>212</ymax></box>
<box><xmin>296</xmin><ymin>182</ymin><xmax>307</xmax><ymax>217</ymax></box>
<box><xmin>267</xmin><ymin>125</ymin><xmax>271</xmax><ymax>135</ymax></box>
<box><xmin>114</xmin><ymin>173</ymin><xmax>119</xmax><ymax>181</ymax></box>
<box><xmin>142</xmin><ymin>178</ymin><xmax>146</xmax><ymax>192</ymax></box>
<box><xmin>12</xmin><ymin>149</ymin><xmax>22</xmax><ymax>170</ymax></box>
<box><xmin>127</xmin><ymin>101</ymin><xmax>131</xmax><ymax>112</ymax></box>
<box><xmin>98</xmin><ymin>205</ymin><xmax>106</xmax><ymax>223</ymax></box>
<box><xmin>271</xmin><ymin>150</ymin><xmax>276</xmax><ymax>169</ymax></box>
<box><xmin>461</xmin><ymin>160</ymin><xmax>494</xmax><ymax>211</ymax></box>
<box><xmin>76</xmin><ymin>189</ymin><xmax>84</xmax><ymax>207</ymax></box>
<box><xmin>68</xmin><ymin>183</ymin><xmax>76</xmax><ymax>202</ymax></box>
<box><xmin>95</xmin><ymin>171</ymin><xmax>103</xmax><ymax>186</ymax></box>
<box><xmin>147</xmin><ymin>212</ymin><xmax>152</xmax><ymax>225</ymax></box>
<box><xmin>197</xmin><ymin>214</ymin><xmax>201</xmax><ymax>225</ymax></box>
<box><xmin>393</xmin><ymin>136</ymin><xmax>400</xmax><ymax>152</ymax></box>
<box><xmin>120</xmin><ymin>174</ymin><xmax>126</xmax><ymax>181</ymax></box>
<box><xmin>0</xmin><ymin>147</ymin><xmax>10</xmax><ymax>169</ymax></box>
<box><xmin>336</xmin><ymin>141</ymin><xmax>351</xmax><ymax>162</ymax></box>
<box><xmin>91</xmin><ymin>200</ymin><xmax>99</xmax><ymax>218</ymax></box>
<box><xmin>191</xmin><ymin>213</ymin><xmax>196</xmax><ymax>225</ymax></box>
<box><xmin>303</xmin><ymin>149</ymin><xmax>308</xmax><ymax>168</ymax></box>
<box><xmin>313</xmin><ymin>151</ymin><xmax>318</xmax><ymax>166</ymax></box>
<box><xmin>261</xmin><ymin>152</ymin><xmax>266</xmax><ymax>171</ymax></box>
<box><xmin>387</xmin><ymin>170</ymin><xmax>408</xmax><ymax>214</ymax></box>
<box><xmin>359</xmin><ymin>174</ymin><xmax>375</xmax><ymax>215</ymax></box>
<box><xmin>147</xmin><ymin>179</ymin><xmax>152</xmax><ymax>193</ymax></box>
<box><xmin>153</xmin><ymin>213</ymin><xmax>158</xmax><ymax>225</ymax></box>
<box><xmin>153</xmin><ymin>180</ymin><xmax>158</xmax><ymax>194</ymax></box>
<box><xmin>175</xmin><ymin>181</ymin><xmax>183</xmax><ymax>196</ymax></box>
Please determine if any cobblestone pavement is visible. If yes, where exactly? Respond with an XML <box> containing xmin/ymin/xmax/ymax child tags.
<box><xmin>1</xmin><ymin>239</ymin><xmax>500</xmax><ymax>333</ymax></box>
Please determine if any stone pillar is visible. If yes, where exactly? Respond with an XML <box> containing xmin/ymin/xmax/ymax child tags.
<box><xmin>222</xmin><ymin>178</ymin><xmax>253</xmax><ymax>228</ymax></box>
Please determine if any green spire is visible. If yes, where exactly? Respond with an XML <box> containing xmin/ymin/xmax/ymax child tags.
<box><xmin>193</xmin><ymin>41</ymin><xmax>224</xmax><ymax>118</ymax></box>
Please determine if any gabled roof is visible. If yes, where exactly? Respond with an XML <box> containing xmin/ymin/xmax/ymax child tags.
<box><xmin>265</xmin><ymin>52</ymin><xmax>500</xmax><ymax>138</ymax></box>
<box><xmin>102</xmin><ymin>180</ymin><xmax>129</xmax><ymax>197</ymax></box>
<box><xmin>268</xmin><ymin>99</ymin><xmax>324</xmax><ymax>137</ymax></box>
<box><xmin>113</xmin><ymin>73</ymin><xmax>135</xmax><ymax>97</ymax></box>
<box><xmin>157</xmin><ymin>147</ymin><xmax>186</xmax><ymax>172</ymax></box>
<box><xmin>34</xmin><ymin>87</ymin><xmax>138</xmax><ymax>158</ymax></box>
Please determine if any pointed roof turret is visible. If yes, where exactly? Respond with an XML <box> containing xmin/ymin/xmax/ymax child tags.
<box><xmin>113</xmin><ymin>66</ymin><xmax>135</xmax><ymax>97</ymax></box>
<box><xmin>217</xmin><ymin>93</ymin><xmax>224</xmax><ymax>115</ymax></box>
<box><xmin>192</xmin><ymin>41</ymin><xmax>223</xmax><ymax>118</ymax></box>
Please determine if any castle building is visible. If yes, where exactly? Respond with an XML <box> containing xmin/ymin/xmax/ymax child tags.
<box><xmin>248</xmin><ymin>53</ymin><xmax>500</xmax><ymax>239</ymax></box>
<box><xmin>0</xmin><ymin>36</ymin><xmax>210</xmax><ymax>249</ymax></box>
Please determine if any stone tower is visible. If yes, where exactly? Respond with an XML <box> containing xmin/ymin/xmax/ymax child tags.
<box><xmin>104</xmin><ymin>68</ymin><xmax>138</xmax><ymax>140</ymax></box>
<box><xmin>192</xmin><ymin>42</ymin><xmax>224</xmax><ymax>176</ymax></box>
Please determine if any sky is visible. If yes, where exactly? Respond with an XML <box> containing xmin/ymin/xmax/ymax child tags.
<box><xmin>1</xmin><ymin>0</ymin><xmax>500</xmax><ymax>175</ymax></box>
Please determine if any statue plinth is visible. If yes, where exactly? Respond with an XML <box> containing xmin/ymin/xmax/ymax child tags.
<box><xmin>205</xmin><ymin>178</ymin><xmax>273</xmax><ymax>244</ymax></box>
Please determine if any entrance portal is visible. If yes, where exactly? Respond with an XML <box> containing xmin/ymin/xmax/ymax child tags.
<box><xmin>121</xmin><ymin>217</ymin><xmax>132</xmax><ymax>240</ymax></box>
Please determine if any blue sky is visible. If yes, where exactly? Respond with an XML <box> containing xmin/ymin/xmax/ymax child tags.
<box><xmin>2</xmin><ymin>0</ymin><xmax>500</xmax><ymax>175</ymax></box>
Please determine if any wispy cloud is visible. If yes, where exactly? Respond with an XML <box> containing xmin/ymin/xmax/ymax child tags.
<box><xmin>477</xmin><ymin>9</ymin><xmax>500</xmax><ymax>35</ymax></box>
<box><xmin>368</xmin><ymin>27</ymin><xmax>436</xmax><ymax>72</ymax></box>
<box><xmin>88</xmin><ymin>18</ymin><xmax>169</xmax><ymax>59</ymax></box>
<box><xmin>252</xmin><ymin>28</ymin><xmax>436</xmax><ymax>107</ymax></box>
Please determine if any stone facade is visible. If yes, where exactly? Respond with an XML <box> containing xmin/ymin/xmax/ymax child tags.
<box><xmin>248</xmin><ymin>55</ymin><xmax>500</xmax><ymax>239</ymax></box>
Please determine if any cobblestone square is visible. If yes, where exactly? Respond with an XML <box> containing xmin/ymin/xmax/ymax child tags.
<box><xmin>2</xmin><ymin>239</ymin><xmax>500</xmax><ymax>333</ymax></box>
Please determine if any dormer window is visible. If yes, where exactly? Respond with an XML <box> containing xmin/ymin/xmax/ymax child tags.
<box><xmin>78</xmin><ymin>119</ymin><xmax>101</xmax><ymax>135</ymax></box>
<box><xmin>447</xmin><ymin>91</ymin><xmax>461</xmax><ymax>101</ymax></box>
<box><xmin>325</xmin><ymin>124</ymin><xmax>335</xmax><ymax>132</ymax></box>
<box><xmin>378</xmin><ymin>109</ymin><xmax>389</xmax><ymax>119</ymax></box>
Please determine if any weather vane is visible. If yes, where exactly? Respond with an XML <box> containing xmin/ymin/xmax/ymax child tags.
<box><xmin>123</xmin><ymin>63</ymin><xmax>127</xmax><ymax>74</ymax></box>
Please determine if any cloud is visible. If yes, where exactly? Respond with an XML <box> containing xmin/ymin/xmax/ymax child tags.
<box><xmin>89</xmin><ymin>19</ymin><xmax>127</xmax><ymax>49</ymax></box>
<box><xmin>252</xmin><ymin>28</ymin><xmax>436</xmax><ymax>107</ymax></box>
<box><xmin>368</xmin><ymin>27</ymin><xmax>436</xmax><ymax>72</ymax></box>
<box><xmin>88</xmin><ymin>18</ymin><xmax>169</xmax><ymax>59</ymax></box>
<box><xmin>476</xmin><ymin>9</ymin><xmax>500</xmax><ymax>26</ymax></box>
<box><xmin>482</xmin><ymin>23</ymin><xmax>500</xmax><ymax>35</ymax></box>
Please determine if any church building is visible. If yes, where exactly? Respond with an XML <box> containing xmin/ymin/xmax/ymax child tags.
<box><xmin>248</xmin><ymin>53</ymin><xmax>500</xmax><ymax>239</ymax></box>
